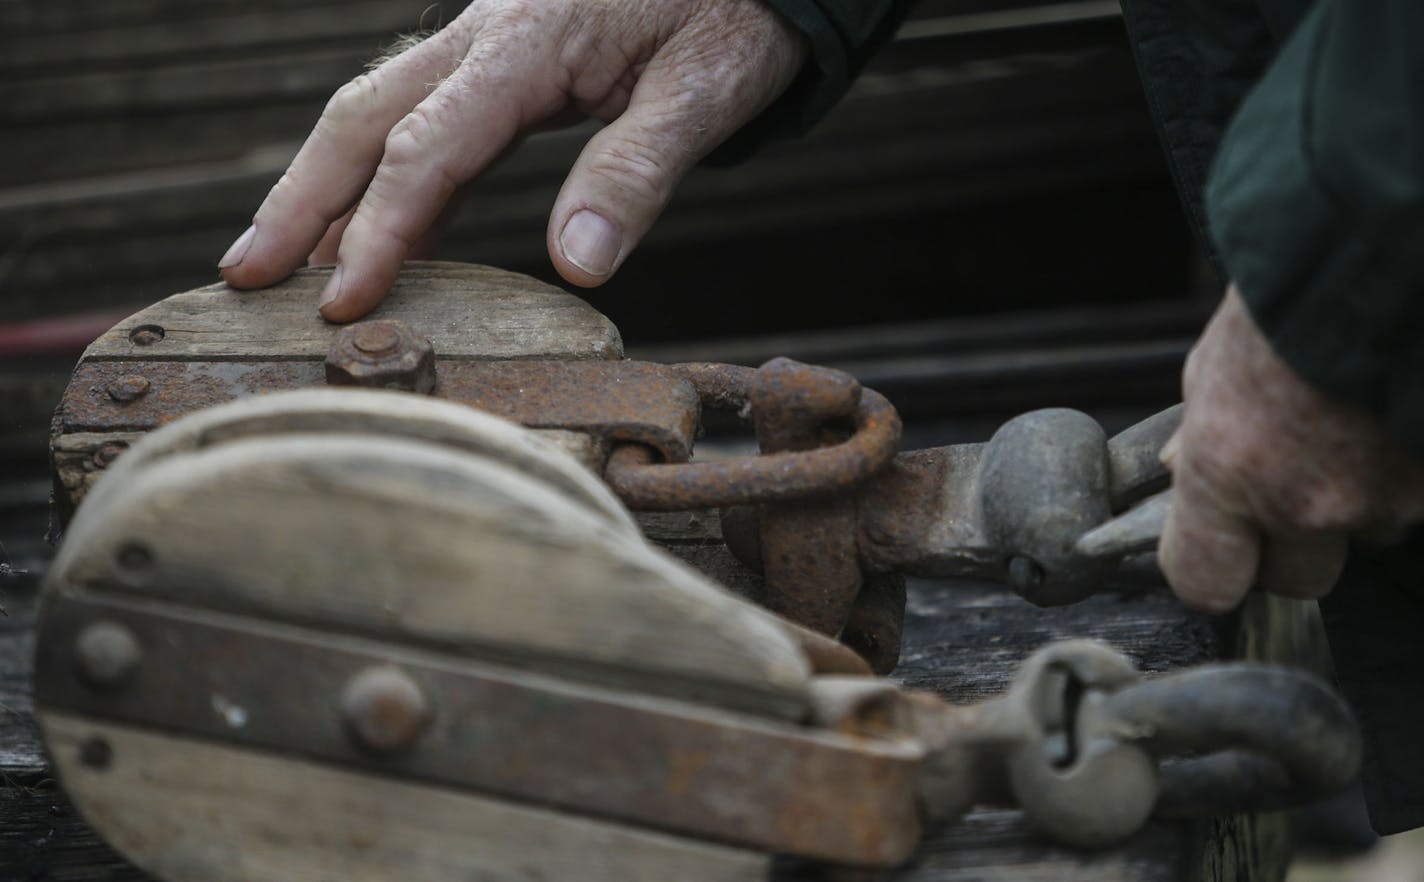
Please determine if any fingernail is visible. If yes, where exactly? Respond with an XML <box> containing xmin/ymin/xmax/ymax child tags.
<box><xmin>219</xmin><ymin>225</ymin><xmax>256</xmax><ymax>269</ymax></box>
<box><xmin>318</xmin><ymin>266</ymin><xmax>344</xmax><ymax>310</ymax></box>
<box><xmin>559</xmin><ymin>210</ymin><xmax>621</xmax><ymax>277</ymax></box>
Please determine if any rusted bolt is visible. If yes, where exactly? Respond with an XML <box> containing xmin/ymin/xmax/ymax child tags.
<box><xmin>325</xmin><ymin>320</ymin><xmax>436</xmax><ymax>394</ymax></box>
<box><xmin>128</xmin><ymin>324</ymin><xmax>165</xmax><ymax>346</ymax></box>
<box><xmin>92</xmin><ymin>442</ymin><xmax>128</xmax><ymax>468</ymax></box>
<box><xmin>352</xmin><ymin>322</ymin><xmax>400</xmax><ymax>355</ymax></box>
<box><xmin>105</xmin><ymin>375</ymin><xmax>151</xmax><ymax>402</ymax></box>
<box><xmin>75</xmin><ymin>621</ymin><xmax>142</xmax><ymax>688</ymax></box>
<box><xmin>341</xmin><ymin>666</ymin><xmax>429</xmax><ymax>753</ymax></box>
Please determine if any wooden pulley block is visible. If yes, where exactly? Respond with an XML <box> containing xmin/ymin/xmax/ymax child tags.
<box><xmin>37</xmin><ymin>388</ymin><xmax>930</xmax><ymax>879</ymax></box>
<box><xmin>36</xmin><ymin>264</ymin><xmax>929</xmax><ymax>879</ymax></box>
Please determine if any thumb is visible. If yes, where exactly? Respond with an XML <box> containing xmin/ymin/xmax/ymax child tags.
<box><xmin>546</xmin><ymin>98</ymin><xmax>697</xmax><ymax>286</ymax></box>
<box><xmin>543</xmin><ymin>71</ymin><xmax>712</xmax><ymax>286</ymax></box>
<box><xmin>1158</xmin><ymin>461</ymin><xmax>1262</xmax><ymax>613</ymax></box>
<box><xmin>547</xmin><ymin>12</ymin><xmax>804</xmax><ymax>287</ymax></box>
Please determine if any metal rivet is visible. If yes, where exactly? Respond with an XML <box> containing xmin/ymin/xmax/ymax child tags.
<box><xmin>105</xmin><ymin>375</ymin><xmax>151</xmax><ymax>402</ymax></box>
<box><xmin>75</xmin><ymin>621</ymin><xmax>142</xmax><ymax>688</ymax></box>
<box><xmin>325</xmin><ymin>320</ymin><xmax>437</xmax><ymax>394</ymax></box>
<box><xmin>92</xmin><ymin>442</ymin><xmax>128</xmax><ymax>468</ymax></box>
<box><xmin>352</xmin><ymin>323</ymin><xmax>400</xmax><ymax>355</ymax></box>
<box><xmin>79</xmin><ymin>736</ymin><xmax>113</xmax><ymax>770</ymax></box>
<box><xmin>1008</xmin><ymin>556</ymin><xmax>1044</xmax><ymax>594</ymax></box>
<box><xmin>128</xmin><ymin>324</ymin><xmax>165</xmax><ymax>346</ymax></box>
<box><xmin>341</xmin><ymin>666</ymin><xmax>429</xmax><ymax>753</ymax></box>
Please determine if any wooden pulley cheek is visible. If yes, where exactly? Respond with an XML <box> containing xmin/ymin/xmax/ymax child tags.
<box><xmin>36</xmin><ymin>397</ymin><xmax>939</xmax><ymax>880</ymax></box>
<box><xmin>48</xmin><ymin>261</ymin><xmax>639</xmax><ymax>519</ymax></box>
<box><xmin>71</xmin><ymin>387</ymin><xmax>643</xmax><ymax>539</ymax></box>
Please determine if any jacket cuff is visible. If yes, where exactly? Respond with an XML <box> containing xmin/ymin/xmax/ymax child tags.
<box><xmin>1205</xmin><ymin>3</ymin><xmax>1424</xmax><ymax>457</ymax></box>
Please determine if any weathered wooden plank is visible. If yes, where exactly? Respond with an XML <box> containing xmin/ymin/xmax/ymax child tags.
<box><xmin>893</xmin><ymin>579</ymin><xmax>1226</xmax><ymax>704</ymax></box>
<box><xmin>0</xmin><ymin>2</ymin><xmax>443</xmax><ymax>72</ymax></box>
<box><xmin>2</xmin><ymin>49</ymin><xmax>364</xmax><ymax>124</ymax></box>
<box><xmin>0</xmin><ymin>18</ymin><xmax>1160</xmax><ymax>257</ymax></box>
<box><xmin>0</xmin><ymin>107</ymin><xmax>317</xmax><ymax>188</ymax></box>
<box><xmin>894</xmin><ymin>808</ymin><xmax>1186</xmax><ymax>882</ymax></box>
<box><xmin>80</xmin><ymin>263</ymin><xmax>622</xmax><ymax>362</ymax></box>
<box><xmin>0</xmin><ymin>0</ymin><xmax>465</xmax><ymax>34</ymax></box>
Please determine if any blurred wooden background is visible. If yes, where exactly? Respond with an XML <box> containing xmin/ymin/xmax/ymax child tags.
<box><xmin>0</xmin><ymin>0</ymin><xmax>1211</xmax><ymax>476</ymax></box>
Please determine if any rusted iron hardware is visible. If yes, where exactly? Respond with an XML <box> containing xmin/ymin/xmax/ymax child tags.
<box><xmin>38</xmin><ymin>379</ymin><xmax>1361</xmax><ymax>876</ymax></box>
<box><xmin>54</xmin><ymin>315</ymin><xmax>1185</xmax><ymax>673</ymax></box>
<box><xmin>325</xmin><ymin>319</ymin><xmax>436</xmax><ymax>393</ymax></box>
<box><xmin>37</xmin><ymin>592</ymin><xmax>1359</xmax><ymax>863</ymax></box>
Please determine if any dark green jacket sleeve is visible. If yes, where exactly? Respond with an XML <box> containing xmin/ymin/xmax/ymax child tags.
<box><xmin>711</xmin><ymin>0</ymin><xmax>914</xmax><ymax>162</ymax></box>
<box><xmin>1205</xmin><ymin>1</ymin><xmax>1424</xmax><ymax>456</ymax></box>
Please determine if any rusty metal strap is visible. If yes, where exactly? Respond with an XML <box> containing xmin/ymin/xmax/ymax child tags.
<box><xmin>37</xmin><ymin>592</ymin><xmax>923</xmax><ymax>866</ymax></box>
<box><xmin>58</xmin><ymin>359</ymin><xmax>700</xmax><ymax>463</ymax></box>
<box><xmin>604</xmin><ymin>375</ymin><xmax>902</xmax><ymax>511</ymax></box>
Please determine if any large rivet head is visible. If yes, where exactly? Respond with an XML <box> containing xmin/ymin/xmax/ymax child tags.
<box><xmin>341</xmin><ymin>666</ymin><xmax>429</xmax><ymax>753</ymax></box>
<box><xmin>75</xmin><ymin>621</ymin><xmax>142</xmax><ymax>689</ymax></box>
<box><xmin>325</xmin><ymin>320</ymin><xmax>436</xmax><ymax>394</ymax></box>
<box><xmin>105</xmin><ymin>375</ymin><xmax>151</xmax><ymax>402</ymax></box>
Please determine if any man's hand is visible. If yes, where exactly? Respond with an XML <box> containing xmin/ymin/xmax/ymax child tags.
<box><xmin>217</xmin><ymin>0</ymin><xmax>806</xmax><ymax>321</ymax></box>
<box><xmin>1159</xmin><ymin>286</ymin><xmax>1424</xmax><ymax>611</ymax></box>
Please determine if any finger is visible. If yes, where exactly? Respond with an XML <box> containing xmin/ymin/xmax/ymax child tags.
<box><xmin>1159</xmin><ymin>464</ymin><xmax>1262</xmax><ymax>612</ymax></box>
<box><xmin>546</xmin><ymin>23</ymin><xmax>802</xmax><ymax>286</ymax></box>
<box><xmin>545</xmin><ymin>98</ymin><xmax>700</xmax><ymax>286</ymax></box>
<box><xmin>220</xmin><ymin>25</ymin><xmax>471</xmax><ymax>288</ymax></box>
<box><xmin>317</xmin><ymin>40</ymin><xmax>560</xmax><ymax>322</ymax></box>
<box><xmin>308</xmin><ymin>194</ymin><xmax>451</xmax><ymax>268</ymax></box>
<box><xmin>308</xmin><ymin>205</ymin><xmax>356</xmax><ymax>267</ymax></box>
<box><xmin>1255</xmin><ymin>532</ymin><xmax>1347</xmax><ymax>599</ymax></box>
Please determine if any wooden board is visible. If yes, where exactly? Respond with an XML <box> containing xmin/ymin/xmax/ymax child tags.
<box><xmin>80</xmin><ymin>262</ymin><xmax>623</xmax><ymax>362</ymax></box>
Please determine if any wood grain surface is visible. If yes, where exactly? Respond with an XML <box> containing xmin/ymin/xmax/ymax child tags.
<box><xmin>80</xmin><ymin>262</ymin><xmax>623</xmax><ymax>362</ymax></box>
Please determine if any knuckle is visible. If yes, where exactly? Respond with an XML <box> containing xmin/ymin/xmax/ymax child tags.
<box><xmin>324</xmin><ymin>74</ymin><xmax>381</xmax><ymax>125</ymax></box>
<box><xmin>384</xmin><ymin>103</ymin><xmax>443</xmax><ymax>165</ymax></box>
<box><xmin>587</xmin><ymin>137</ymin><xmax>680</xmax><ymax>205</ymax></box>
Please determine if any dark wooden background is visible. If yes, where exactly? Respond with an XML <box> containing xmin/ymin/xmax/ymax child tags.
<box><xmin>0</xmin><ymin>0</ymin><xmax>1214</xmax><ymax>474</ymax></box>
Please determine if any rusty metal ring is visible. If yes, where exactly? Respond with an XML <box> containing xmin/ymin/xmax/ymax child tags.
<box><xmin>603</xmin><ymin>363</ymin><xmax>902</xmax><ymax>511</ymax></box>
<box><xmin>1094</xmin><ymin>664</ymin><xmax>1362</xmax><ymax>818</ymax></box>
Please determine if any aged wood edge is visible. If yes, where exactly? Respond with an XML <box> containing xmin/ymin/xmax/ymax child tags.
<box><xmin>885</xmin><ymin>809</ymin><xmax>1194</xmax><ymax>882</ymax></box>
<box><xmin>1187</xmin><ymin>812</ymin><xmax>1293</xmax><ymax>882</ymax></box>
<box><xmin>2</xmin><ymin>778</ymin><xmax>151</xmax><ymax>882</ymax></box>
<box><xmin>79</xmin><ymin>262</ymin><xmax>624</xmax><ymax>363</ymax></box>
<box><xmin>50</xmin><ymin>423</ymin><xmax>611</xmax><ymax>528</ymax></box>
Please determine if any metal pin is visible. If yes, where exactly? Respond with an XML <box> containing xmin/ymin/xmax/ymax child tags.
<box><xmin>75</xmin><ymin>621</ymin><xmax>142</xmax><ymax>688</ymax></box>
<box><xmin>105</xmin><ymin>375</ymin><xmax>151</xmax><ymax>403</ymax></box>
<box><xmin>341</xmin><ymin>666</ymin><xmax>430</xmax><ymax>753</ymax></box>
